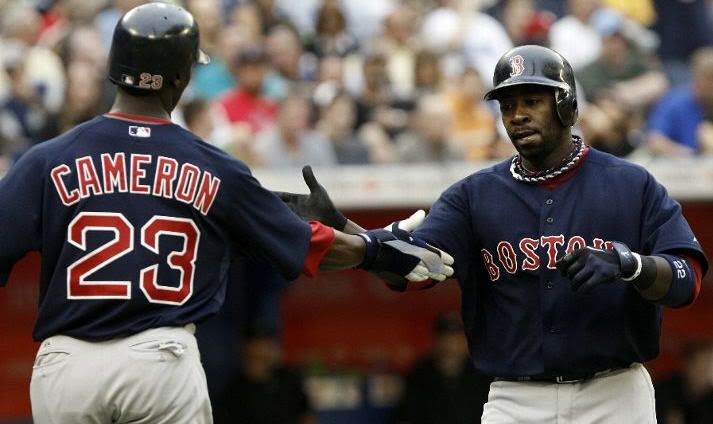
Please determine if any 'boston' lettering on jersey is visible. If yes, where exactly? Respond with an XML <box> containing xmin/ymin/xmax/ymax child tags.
<box><xmin>50</xmin><ymin>153</ymin><xmax>222</xmax><ymax>215</ymax></box>
<box><xmin>481</xmin><ymin>235</ymin><xmax>614</xmax><ymax>282</ymax></box>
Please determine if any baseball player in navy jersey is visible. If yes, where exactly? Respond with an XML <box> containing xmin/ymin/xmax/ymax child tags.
<box><xmin>280</xmin><ymin>45</ymin><xmax>709</xmax><ymax>424</ymax></box>
<box><xmin>0</xmin><ymin>3</ymin><xmax>454</xmax><ymax>423</ymax></box>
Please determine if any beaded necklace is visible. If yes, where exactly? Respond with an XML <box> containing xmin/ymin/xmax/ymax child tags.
<box><xmin>510</xmin><ymin>136</ymin><xmax>585</xmax><ymax>183</ymax></box>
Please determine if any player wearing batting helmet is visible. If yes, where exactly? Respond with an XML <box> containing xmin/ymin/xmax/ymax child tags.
<box><xmin>0</xmin><ymin>3</ymin><xmax>454</xmax><ymax>423</ymax></box>
<box><xmin>280</xmin><ymin>45</ymin><xmax>708</xmax><ymax>424</ymax></box>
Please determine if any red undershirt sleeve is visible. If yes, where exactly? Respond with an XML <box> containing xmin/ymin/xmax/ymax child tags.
<box><xmin>302</xmin><ymin>221</ymin><xmax>336</xmax><ymax>278</ymax></box>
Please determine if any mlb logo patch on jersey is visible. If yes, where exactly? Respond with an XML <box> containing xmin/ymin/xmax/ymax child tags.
<box><xmin>129</xmin><ymin>126</ymin><xmax>151</xmax><ymax>138</ymax></box>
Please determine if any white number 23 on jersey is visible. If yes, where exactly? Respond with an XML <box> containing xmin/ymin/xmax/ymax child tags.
<box><xmin>66</xmin><ymin>212</ymin><xmax>199</xmax><ymax>305</ymax></box>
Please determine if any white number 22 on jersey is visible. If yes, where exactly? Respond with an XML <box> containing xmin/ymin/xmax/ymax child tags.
<box><xmin>66</xmin><ymin>212</ymin><xmax>199</xmax><ymax>305</ymax></box>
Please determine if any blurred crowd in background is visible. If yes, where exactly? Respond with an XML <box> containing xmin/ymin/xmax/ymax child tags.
<box><xmin>2</xmin><ymin>0</ymin><xmax>713</xmax><ymax>179</ymax></box>
<box><xmin>2</xmin><ymin>0</ymin><xmax>713</xmax><ymax>423</ymax></box>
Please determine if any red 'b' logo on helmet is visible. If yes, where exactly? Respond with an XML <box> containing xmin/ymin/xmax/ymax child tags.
<box><xmin>509</xmin><ymin>55</ymin><xmax>525</xmax><ymax>77</ymax></box>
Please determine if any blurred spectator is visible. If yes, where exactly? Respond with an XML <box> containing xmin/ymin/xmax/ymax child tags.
<box><xmin>275</xmin><ymin>0</ymin><xmax>321</xmax><ymax>36</ymax></box>
<box><xmin>306</xmin><ymin>0</ymin><xmax>359</xmax><ymax>58</ymax></box>
<box><xmin>353</xmin><ymin>51</ymin><xmax>407</xmax><ymax>132</ymax></box>
<box><xmin>39</xmin><ymin>0</ymin><xmax>108</xmax><ymax>50</ymax></box>
<box><xmin>182</xmin><ymin>98</ymin><xmax>212</xmax><ymax>141</ymax></box>
<box><xmin>655</xmin><ymin>341</ymin><xmax>713</xmax><ymax>424</ymax></box>
<box><xmin>60</xmin><ymin>24</ymin><xmax>106</xmax><ymax>69</ymax></box>
<box><xmin>316</xmin><ymin>93</ymin><xmax>371</xmax><ymax>164</ymax></box>
<box><xmin>499</xmin><ymin>0</ymin><xmax>555</xmax><ymax>46</ymax></box>
<box><xmin>652</xmin><ymin>0</ymin><xmax>713</xmax><ymax>87</ymax></box>
<box><xmin>0</xmin><ymin>42</ymin><xmax>57</xmax><ymax>151</ymax></box>
<box><xmin>1</xmin><ymin>1</ymin><xmax>65</xmax><ymax>115</ymax></box>
<box><xmin>218</xmin><ymin>46</ymin><xmax>278</xmax><ymax>132</ymax></box>
<box><xmin>253</xmin><ymin>94</ymin><xmax>336</xmax><ymax>168</ymax></box>
<box><xmin>312</xmin><ymin>55</ymin><xmax>345</xmax><ymax>108</ymax></box>
<box><xmin>395</xmin><ymin>94</ymin><xmax>463</xmax><ymax>163</ymax></box>
<box><xmin>412</xmin><ymin>50</ymin><xmax>445</xmax><ymax>99</ymax></box>
<box><xmin>217</xmin><ymin>45</ymin><xmax>278</xmax><ymax>163</ymax></box>
<box><xmin>254</xmin><ymin>0</ymin><xmax>292</xmax><ymax>35</ymax></box>
<box><xmin>446</xmin><ymin>68</ymin><xmax>509</xmax><ymax>161</ymax></box>
<box><xmin>549</xmin><ymin>0</ymin><xmax>604</xmax><ymax>70</ymax></box>
<box><xmin>265</xmin><ymin>24</ymin><xmax>317</xmax><ymax>95</ymax></box>
<box><xmin>182</xmin><ymin>98</ymin><xmax>220</xmax><ymax>144</ymax></box>
<box><xmin>579</xmin><ymin>95</ymin><xmax>643</xmax><ymax>157</ymax></box>
<box><xmin>58</xmin><ymin>61</ymin><xmax>104</xmax><ymax>132</ymax></box>
<box><xmin>396</xmin><ymin>312</ymin><xmax>492</xmax><ymax>424</ymax></box>
<box><xmin>575</xmin><ymin>9</ymin><xmax>664</xmax><ymax>157</ymax></box>
<box><xmin>186</xmin><ymin>0</ymin><xmax>223</xmax><ymax>55</ymax></box>
<box><xmin>371</xmin><ymin>5</ymin><xmax>420</xmax><ymax>98</ymax></box>
<box><xmin>217</xmin><ymin>322</ymin><xmax>316</xmax><ymax>424</ymax></box>
<box><xmin>190</xmin><ymin>23</ymin><xmax>249</xmax><ymax>101</ymax></box>
<box><xmin>355</xmin><ymin>50</ymin><xmax>418</xmax><ymax>138</ymax></box>
<box><xmin>602</xmin><ymin>0</ymin><xmax>656</xmax><ymax>26</ymax></box>
<box><xmin>60</xmin><ymin>25</ymin><xmax>114</xmax><ymax>113</ymax></box>
<box><xmin>576</xmin><ymin>8</ymin><xmax>665</xmax><ymax>107</ymax></box>
<box><xmin>420</xmin><ymin>0</ymin><xmax>513</xmax><ymax>84</ymax></box>
<box><xmin>340</xmin><ymin>0</ymin><xmax>397</xmax><ymax>43</ymax></box>
<box><xmin>647</xmin><ymin>47</ymin><xmax>713</xmax><ymax>156</ymax></box>
<box><xmin>532</xmin><ymin>0</ymin><xmax>567</xmax><ymax>17</ymax></box>
<box><xmin>231</xmin><ymin>2</ymin><xmax>265</xmax><ymax>43</ymax></box>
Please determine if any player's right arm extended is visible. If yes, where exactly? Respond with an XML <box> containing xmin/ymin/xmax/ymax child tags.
<box><xmin>275</xmin><ymin>166</ymin><xmax>454</xmax><ymax>283</ymax></box>
<box><xmin>302</xmin><ymin>217</ymin><xmax>454</xmax><ymax>283</ymax></box>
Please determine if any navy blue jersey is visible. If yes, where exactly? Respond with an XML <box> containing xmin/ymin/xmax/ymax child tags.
<box><xmin>0</xmin><ymin>114</ymin><xmax>311</xmax><ymax>341</ymax></box>
<box><xmin>415</xmin><ymin>148</ymin><xmax>708</xmax><ymax>378</ymax></box>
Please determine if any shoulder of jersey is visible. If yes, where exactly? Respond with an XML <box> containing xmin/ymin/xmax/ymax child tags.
<box><xmin>584</xmin><ymin>147</ymin><xmax>651</xmax><ymax>181</ymax></box>
<box><xmin>25</xmin><ymin>117</ymin><xmax>103</xmax><ymax>158</ymax></box>
<box><xmin>470</xmin><ymin>157</ymin><xmax>512</xmax><ymax>179</ymax></box>
<box><xmin>442</xmin><ymin>158</ymin><xmax>511</xmax><ymax>194</ymax></box>
<box><xmin>586</xmin><ymin>148</ymin><xmax>646</xmax><ymax>170</ymax></box>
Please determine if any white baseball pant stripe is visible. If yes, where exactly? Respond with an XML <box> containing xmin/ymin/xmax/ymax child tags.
<box><xmin>30</xmin><ymin>324</ymin><xmax>212</xmax><ymax>424</ymax></box>
<box><xmin>482</xmin><ymin>363</ymin><xmax>657</xmax><ymax>424</ymax></box>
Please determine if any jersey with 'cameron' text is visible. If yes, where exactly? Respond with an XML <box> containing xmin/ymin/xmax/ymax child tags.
<box><xmin>0</xmin><ymin>113</ymin><xmax>312</xmax><ymax>341</ymax></box>
<box><xmin>415</xmin><ymin>148</ymin><xmax>708</xmax><ymax>378</ymax></box>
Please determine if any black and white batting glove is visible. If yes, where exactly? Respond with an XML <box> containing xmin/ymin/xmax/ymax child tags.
<box><xmin>556</xmin><ymin>242</ymin><xmax>640</xmax><ymax>292</ymax></box>
<box><xmin>273</xmin><ymin>166</ymin><xmax>347</xmax><ymax>231</ymax></box>
<box><xmin>358</xmin><ymin>210</ymin><xmax>455</xmax><ymax>284</ymax></box>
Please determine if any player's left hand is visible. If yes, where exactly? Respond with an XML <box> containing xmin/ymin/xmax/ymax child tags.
<box><xmin>274</xmin><ymin>166</ymin><xmax>347</xmax><ymax>231</ymax></box>
<box><xmin>556</xmin><ymin>247</ymin><xmax>622</xmax><ymax>292</ymax></box>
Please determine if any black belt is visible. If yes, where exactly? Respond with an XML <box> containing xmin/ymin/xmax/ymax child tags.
<box><xmin>494</xmin><ymin>364</ymin><xmax>632</xmax><ymax>384</ymax></box>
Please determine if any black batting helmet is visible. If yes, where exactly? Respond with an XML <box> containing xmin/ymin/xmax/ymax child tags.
<box><xmin>108</xmin><ymin>2</ymin><xmax>210</xmax><ymax>92</ymax></box>
<box><xmin>484</xmin><ymin>45</ymin><xmax>578</xmax><ymax>126</ymax></box>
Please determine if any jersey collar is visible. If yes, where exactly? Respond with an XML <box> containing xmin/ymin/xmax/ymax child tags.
<box><xmin>103</xmin><ymin>112</ymin><xmax>173</xmax><ymax>125</ymax></box>
<box><xmin>538</xmin><ymin>146</ymin><xmax>590</xmax><ymax>190</ymax></box>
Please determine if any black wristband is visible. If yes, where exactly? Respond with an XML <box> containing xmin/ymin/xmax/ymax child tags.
<box><xmin>356</xmin><ymin>233</ymin><xmax>378</xmax><ymax>269</ymax></box>
<box><xmin>630</xmin><ymin>255</ymin><xmax>657</xmax><ymax>291</ymax></box>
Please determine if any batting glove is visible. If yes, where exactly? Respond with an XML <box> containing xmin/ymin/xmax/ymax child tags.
<box><xmin>358</xmin><ymin>210</ymin><xmax>455</xmax><ymax>284</ymax></box>
<box><xmin>556</xmin><ymin>242</ymin><xmax>638</xmax><ymax>292</ymax></box>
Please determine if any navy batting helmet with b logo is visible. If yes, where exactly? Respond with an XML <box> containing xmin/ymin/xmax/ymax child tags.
<box><xmin>484</xmin><ymin>45</ymin><xmax>578</xmax><ymax>126</ymax></box>
<box><xmin>108</xmin><ymin>2</ymin><xmax>210</xmax><ymax>92</ymax></box>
